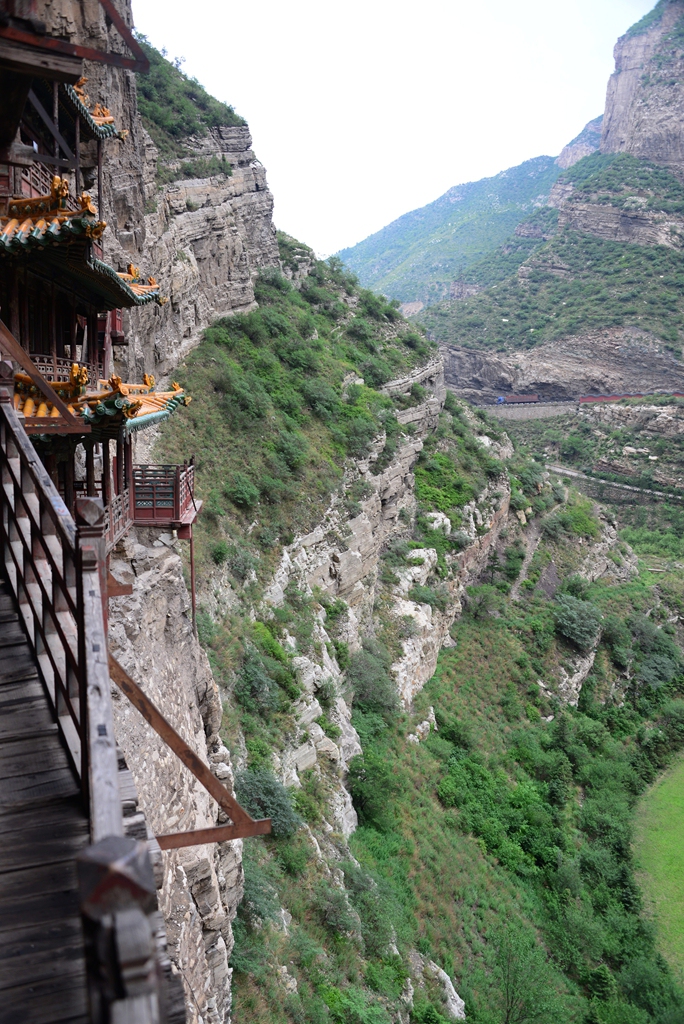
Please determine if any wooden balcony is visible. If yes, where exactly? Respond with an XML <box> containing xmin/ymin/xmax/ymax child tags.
<box><xmin>30</xmin><ymin>353</ymin><xmax>103</xmax><ymax>388</ymax></box>
<box><xmin>132</xmin><ymin>461</ymin><xmax>201</xmax><ymax>530</ymax></box>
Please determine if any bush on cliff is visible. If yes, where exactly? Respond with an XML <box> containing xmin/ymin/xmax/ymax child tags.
<box><xmin>234</xmin><ymin>767</ymin><xmax>301</xmax><ymax>838</ymax></box>
<box><xmin>554</xmin><ymin>594</ymin><xmax>602</xmax><ymax>651</ymax></box>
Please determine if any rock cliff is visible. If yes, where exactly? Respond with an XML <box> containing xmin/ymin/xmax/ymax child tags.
<box><xmin>108</xmin><ymin>530</ymin><xmax>241</xmax><ymax>1024</ymax></box>
<box><xmin>41</xmin><ymin>0</ymin><xmax>279</xmax><ymax>384</ymax></box>
<box><xmin>109</xmin><ymin>124</ymin><xmax>279</xmax><ymax>382</ymax></box>
<box><xmin>601</xmin><ymin>0</ymin><xmax>684</xmax><ymax>173</ymax></box>
<box><xmin>442</xmin><ymin>327</ymin><xmax>684</xmax><ymax>402</ymax></box>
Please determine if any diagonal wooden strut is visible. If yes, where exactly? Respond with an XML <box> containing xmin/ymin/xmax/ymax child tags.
<box><xmin>108</xmin><ymin>654</ymin><xmax>271</xmax><ymax>849</ymax></box>
<box><xmin>0</xmin><ymin>319</ymin><xmax>86</xmax><ymax>429</ymax></box>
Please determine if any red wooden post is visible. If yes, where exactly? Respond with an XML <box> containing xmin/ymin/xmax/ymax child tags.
<box><xmin>190</xmin><ymin>524</ymin><xmax>196</xmax><ymax>636</ymax></box>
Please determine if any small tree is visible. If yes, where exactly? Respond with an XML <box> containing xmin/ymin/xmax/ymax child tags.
<box><xmin>234</xmin><ymin>768</ymin><xmax>301</xmax><ymax>837</ymax></box>
<box><xmin>465</xmin><ymin>584</ymin><xmax>504</xmax><ymax>620</ymax></box>
<box><xmin>554</xmin><ymin>594</ymin><xmax>602</xmax><ymax>651</ymax></box>
<box><xmin>494</xmin><ymin>927</ymin><xmax>565</xmax><ymax>1024</ymax></box>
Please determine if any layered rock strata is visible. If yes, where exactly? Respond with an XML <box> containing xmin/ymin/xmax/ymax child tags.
<box><xmin>442</xmin><ymin>327</ymin><xmax>684</xmax><ymax>402</ymax></box>
<box><xmin>601</xmin><ymin>0</ymin><xmax>684</xmax><ymax>172</ymax></box>
<box><xmin>108</xmin><ymin>529</ymin><xmax>242</xmax><ymax>1024</ymax></box>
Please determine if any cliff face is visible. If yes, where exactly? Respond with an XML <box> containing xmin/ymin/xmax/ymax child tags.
<box><xmin>108</xmin><ymin>530</ymin><xmax>240</xmax><ymax>1024</ymax></box>
<box><xmin>602</xmin><ymin>0</ymin><xmax>684</xmax><ymax>172</ymax></box>
<box><xmin>39</xmin><ymin>1</ymin><xmax>279</xmax><ymax>384</ymax></box>
<box><xmin>109</xmin><ymin>125</ymin><xmax>279</xmax><ymax>382</ymax></box>
<box><xmin>442</xmin><ymin>326</ymin><xmax>684</xmax><ymax>401</ymax></box>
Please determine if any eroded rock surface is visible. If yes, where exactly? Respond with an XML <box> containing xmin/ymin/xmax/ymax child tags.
<box><xmin>442</xmin><ymin>327</ymin><xmax>684</xmax><ymax>402</ymax></box>
<box><xmin>108</xmin><ymin>529</ymin><xmax>242</xmax><ymax>1024</ymax></box>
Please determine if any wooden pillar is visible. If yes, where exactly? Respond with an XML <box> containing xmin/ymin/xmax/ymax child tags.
<box><xmin>45</xmin><ymin>453</ymin><xmax>58</xmax><ymax>488</ymax></box>
<box><xmin>97</xmin><ymin>140</ymin><xmax>103</xmax><ymax>221</ymax></box>
<box><xmin>53</xmin><ymin>82</ymin><xmax>59</xmax><ymax>161</ymax></box>
<box><xmin>88</xmin><ymin>311</ymin><xmax>98</xmax><ymax>370</ymax></box>
<box><xmin>64</xmin><ymin>451</ymin><xmax>75</xmax><ymax>513</ymax></box>
<box><xmin>74</xmin><ymin>115</ymin><xmax>81</xmax><ymax>195</ymax></box>
<box><xmin>70</xmin><ymin>302</ymin><xmax>77</xmax><ymax>361</ymax></box>
<box><xmin>86</xmin><ymin>444</ymin><xmax>96</xmax><ymax>497</ymax></box>
<box><xmin>115</xmin><ymin>432</ymin><xmax>124</xmax><ymax>495</ymax></box>
<box><xmin>190</xmin><ymin>525</ymin><xmax>196</xmax><ymax>636</ymax></box>
<box><xmin>102</xmin><ymin>440</ymin><xmax>111</xmax><ymax>505</ymax></box>
<box><xmin>9</xmin><ymin>269</ymin><xmax>19</xmax><ymax>340</ymax></box>
<box><xmin>49</xmin><ymin>283</ymin><xmax>57</xmax><ymax>376</ymax></box>
<box><xmin>21</xmin><ymin>268</ymin><xmax>29</xmax><ymax>351</ymax></box>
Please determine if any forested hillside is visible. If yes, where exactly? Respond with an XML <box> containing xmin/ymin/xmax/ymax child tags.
<box><xmin>337</xmin><ymin>157</ymin><xmax>561</xmax><ymax>309</ymax></box>
<box><xmin>153</xmin><ymin>234</ymin><xmax>684</xmax><ymax>1024</ymax></box>
<box><xmin>419</xmin><ymin>153</ymin><xmax>684</xmax><ymax>354</ymax></box>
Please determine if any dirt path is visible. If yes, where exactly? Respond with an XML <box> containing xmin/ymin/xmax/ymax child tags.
<box><xmin>510</xmin><ymin>519</ymin><xmax>543</xmax><ymax>601</ymax></box>
<box><xmin>546</xmin><ymin>465</ymin><xmax>684</xmax><ymax>502</ymax></box>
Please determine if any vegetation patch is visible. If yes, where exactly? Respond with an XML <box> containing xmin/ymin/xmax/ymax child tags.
<box><xmin>135</xmin><ymin>36</ymin><xmax>244</xmax><ymax>164</ymax></box>
<box><xmin>634</xmin><ymin>757</ymin><xmax>684</xmax><ymax>986</ymax></box>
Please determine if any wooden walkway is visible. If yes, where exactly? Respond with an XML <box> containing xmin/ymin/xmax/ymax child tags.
<box><xmin>0</xmin><ymin>580</ymin><xmax>90</xmax><ymax>1024</ymax></box>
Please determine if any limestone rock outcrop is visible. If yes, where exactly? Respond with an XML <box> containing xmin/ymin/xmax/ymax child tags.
<box><xmin>111</xmin><ymin>126</ymin><xmax>279</xmax><ymax>382</ymax></box>
<box><xmin>442</xmin><ymin>326</ymin><xmax>684</xmax><ymax>402</ymax></box>
<box><xmin>108</xmin><ymin>529</ymin><xmax>242</xmax><ymax>1024</ymax></box>
<box><xmin>601</xmin><ymin>0</ymin><xmax>684</xmax><ymax>173</ymax></box>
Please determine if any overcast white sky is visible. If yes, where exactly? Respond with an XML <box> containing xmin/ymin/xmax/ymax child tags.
<box><xmin>132</xmin><ymin>0</ymin><xmax>655</xmax><ymax>256</ymax></box>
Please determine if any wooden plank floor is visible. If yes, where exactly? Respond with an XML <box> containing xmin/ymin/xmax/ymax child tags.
<box><xmin>0</xmin><ymin>581</ymin><xmax>90</xmax><ymax>1024</ymax></box>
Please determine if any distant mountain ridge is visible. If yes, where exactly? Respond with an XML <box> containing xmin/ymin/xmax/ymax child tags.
<box><xmin>338</xmin><ymin>119</ymin><xmax>602</xmax><ymax>310</ymax></box>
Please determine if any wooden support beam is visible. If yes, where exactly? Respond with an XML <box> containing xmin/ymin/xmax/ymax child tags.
<box><xmin>0</xmin><ymin>36</ymin><xmax>83</xmax><ymax>82</ymax></box>
<box><xmin>0</xmin><ymin>23</ymin><xmax>148</xmax><ymax>74</ymax></box>
<box><xmin>156</xmin><ymin>818</ymin><xmax>271</xmax><ymax>851</ymax></box>
<box><xmin>0</xmin><ymin>319</ymin><xmax>83</xmax><ymax>427</ymax></box>
<box><xmin>107</xmin><ymin>571</ymin><xmax>132</xmax><ymax>598</ymax></box>
<box><xmin>108</xmin><ymin>655</ymin><xmax>270</xmax><ymax>842</ymax></box>
<box><xmin>27</xmin><ymin>88</ymin><xmax>74</xmax><ymax>160</ymax></box>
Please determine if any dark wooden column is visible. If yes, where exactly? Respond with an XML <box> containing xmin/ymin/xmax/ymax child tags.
<box><xmin>21</xmin><ymin>268</ymin><xmax>29</xmax><ymax>351</ymax></box>
<box><xmin>53</xmin><ymin>82</ymin><xmax>59</xmax><ymax>162</ymax></box>
<box><xmin>64</xmin><ymin>450</ymin><xmax>75</xmax><ymax>512</ymax></box>
<box><xmin>49</xmin><ymin>283</ymin><xmax>57</xmax><ymax>376</ymax></box>
<box><xmin>102</xmin><ymin>440</ymin><xmax>111</xmax><ymax>506</ymax></box>
<box><xmin>74</xmin><ymin>115</ymin><xmax>81</xmax><ymax>195</ymax></box>
<box><xmin>9</xmin><ymin>269</ymin><xmax>19</xmax><ymax>340</ymax></box>
<box><xmin>86</xmin><ymin>443</ymin><xmax>96</xmax><ymax>497</ymax></box>
<box><xmin>115</xmin><ymin>431</ymin><xmax>124</xmax><ymax>495</ymax></box>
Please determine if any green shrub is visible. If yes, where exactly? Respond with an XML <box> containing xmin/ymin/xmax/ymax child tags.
<box><xmin>225</xmin><ymin>471</ymin><xmax>259</xmax><ymax>509</ymax></box>
<box><xmin>211</xmin><ymin>540</ymin><xmax>229</xmax><ymax>565</ymax></box>
<box><xmin>251</xmin><ymin>620</ymin><xmax>287</xmax><ymax>662</ymax></box>
<box><xmin>346</xmin><ymin>640</ymin><xmax>399</xmax><ymax>718</ymax></box>
<box><xmin>347</xmin><ymin>751</ymin><xmax>399</xmax><ymax>830</ymax></box>
<box><xmin>234</xmin><ymin>767</ymin><xmax>302</xmax><ymax>837</ymax></box>
<box><xmin>408</xmin><ymin>584</ymin><xmax>450</xmax><ymax>612</ymax></box>
<box><xmin>276</xmin><ymin>833</ymin><xmax>311</xmax><ymax>876</ymax></box>
<box><xmin>554</xmin><ymin>594</ymin><xmax>602</xmax><ymax>651</ymax></box>
<box><xmin>233</xmin><ymin>648</ymin><xmax>279</xmax><ymax>716</ymax></box>
<box><xmin>314</xmin><ymin>884</ymin><xmax>358</xmax><ymax>934</ymax></box>
<box><xmin>316</xmin><ymin>714</ymin><xmax>342</xmax><ymax>740</ymax></box>
<box><xmin>464</xmin><ymin>584</ymin><xmax>504</xmax><ymax>619</ymax></box>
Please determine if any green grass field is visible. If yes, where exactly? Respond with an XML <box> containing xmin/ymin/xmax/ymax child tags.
<box><xmin>634</xmin><ymin>757</ymin><xmax>684</xmax><ymax>985</ymax></box>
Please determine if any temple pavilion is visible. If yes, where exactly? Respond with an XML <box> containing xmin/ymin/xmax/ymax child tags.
<box><xmin>0</xmin><ymin>56</ymin><xmax>200</xmax><ymax>608</ymax></box>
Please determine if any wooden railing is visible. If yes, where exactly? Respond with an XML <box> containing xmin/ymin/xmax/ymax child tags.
<box><xmin>30</xmin><ymin>353</ymin><xmax>103</xmax><ymax>388</ymax></box>
<box><xmin>104</xmin><ymin>487</ymin><xmax>131</xmax><ymax>550</ymax></box>
<box><xmin>0</xmin><ymin>376</ymin><xmax>168</xmax><ymax>1022</ymax></box>
<box><xmin>132</xmin><ymin>461</ymin><xmax>198</xmax><ymax>527</ymax></box>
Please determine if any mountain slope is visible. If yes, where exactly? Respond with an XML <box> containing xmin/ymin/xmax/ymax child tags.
<box><xmin>338</xmin><ymin>157</ymin><xmax>561</xmax><ymax>309</ymax></box>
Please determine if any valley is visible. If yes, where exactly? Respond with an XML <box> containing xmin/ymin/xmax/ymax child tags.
<box><xmin>11</xmin><ymin>2</ymin><xmax>684</xmax><ymax>1023</ymax></box>
<box><xmin>136</xmin><ymin>3</ymin><xmax>684</xmax><ymax>1020</ymax></box>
